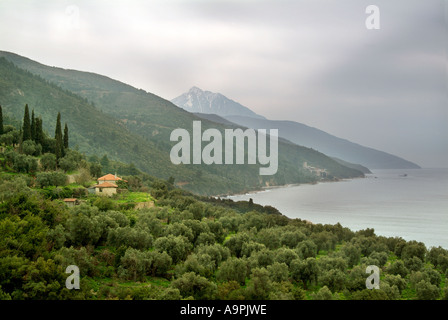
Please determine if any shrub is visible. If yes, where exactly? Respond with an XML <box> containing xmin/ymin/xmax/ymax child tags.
<box><xmin>171</xmin><ymin>272</ymin><xmax>217</xmax><ymax>300</ymax></box>
<box><xmin>216</xmin><ymin>257</ymin><xmax>248</xmax><ymax>285</ymax></box>
<box><xmin>154</xmin><ymin>235</ymin><xmax>192</xmax><ymax>264</ymax></box>
<box><xmin>40</xmin><ymin>153</ymin><xmax>57</xmax><ymax>171</ymax></box>
<box><xmin>415</xmin><ymin>280</ymin><xmax>440</xmax><ymax>300</ymax></box>
<box><xmin>36</xmin><ymin>172</ymin><xmax>67</xmax><ymax>188</ymax></box>
<box><xmin>12</xmin><ymin>154</ymin><xmax>38</xmax><ymax>173</ymax></box>
<box><xmin>107</xmin><ymin>226</ymin><xmax>153</xmax><ymax>250</ymax></box>
<box><xmin>21</xmin><ymin>140</ymin><xmax>40</xmax><ymax>156</ymax></box>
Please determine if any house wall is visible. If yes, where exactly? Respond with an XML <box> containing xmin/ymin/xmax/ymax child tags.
<box><xmin>100</xmin><ymin>180</ymin><xmax>118</xmax><ymax>185</ymax></box>
<box><xmin>95</xmin><ymin>187</ymin><xmax>117</xmax><ymax>197</ymax></box>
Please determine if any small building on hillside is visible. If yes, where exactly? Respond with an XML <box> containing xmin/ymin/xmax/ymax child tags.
<box><xmin>92</xmin><ymin>181</ymin><xmax>118</xmax><ymax>196</ymax></box>
<box><xmin>63</xmin><ymin>198</ymin><xmax>79</xmax><ymax>207</ymax></box>
<box><xmin>93</xmin><ymin>173</ymin><xmax>127</xmax><ymax>197</ymax></box>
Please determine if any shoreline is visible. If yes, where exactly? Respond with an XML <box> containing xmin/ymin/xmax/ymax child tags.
<box><xmin>221</xmin><ymin>168</ymin><xmax>448</xmax><ymax>249</ymax></box>
<box><xmin>215</xmin><ymin>176</ymin><xmax>363</xmax><ymax>199</ymax></box>
<box><xmin>219</xmin><ymin>168</ymin><xmax>429</xmax><ymax>199</ymax></box>
<box><xmin>218</xmin><ymin>169</ymin><xmax>423</xmax><ymax>200</ymax></box>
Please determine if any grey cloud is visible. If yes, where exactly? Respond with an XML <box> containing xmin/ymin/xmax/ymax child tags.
<box><xmin>0</xmin><ymin>0</ymin><xmax>446</xmax><ymax>167</ymax></box>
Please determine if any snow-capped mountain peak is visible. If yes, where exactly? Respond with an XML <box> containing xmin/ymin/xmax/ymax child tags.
<box><xmin>171</xmin><ymin>87</ymin><xmax>266</xmax><ymax>119</ymax></box>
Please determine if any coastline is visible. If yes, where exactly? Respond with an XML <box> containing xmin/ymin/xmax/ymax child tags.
<box><xmin>217</xmin><ymin>175</ymin><xmax>364</xmax><ymax>199</ymax></box>
<box><xmin>224</xmin><ymin>168</ymin><xmax>448</xmax><ymax>249</ymax></box>
<box><xmin>221</xmin><ymin>168</ymin><xmax>427</xmax><ymax>199</ymax></box>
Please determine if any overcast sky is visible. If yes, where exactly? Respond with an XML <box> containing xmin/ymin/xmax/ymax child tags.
<box><xmin>0</xmin><ymin>0</ymin><xmax>446</xmax><ymax>167</ymax></box>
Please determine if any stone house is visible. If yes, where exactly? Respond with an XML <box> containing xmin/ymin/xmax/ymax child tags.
<box><xmin>93</xmin><ymin>173</ymin><xmax>126</xmax><ymax>196</ymax></box>
<box><xmin>92</xmin><ymin>181</ymin><xmax>118</xmax><ymax>196</ymax></box>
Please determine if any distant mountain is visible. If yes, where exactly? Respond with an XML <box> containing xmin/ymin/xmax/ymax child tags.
<box><xmin>176</xmin><ymin>87</ymin><xmax>420</xmax><ymax>169</ymax></box>
<box><xmin>0</xmin><ymin>51</ymin><xmax>364</xmax><ymax>195</ymax></box>
<box><xmin>172</xmin><ymin>87</ymin><xmax>266</xmax><ymax>120</ymax></box>
<box><xmin>192</xmin><ymin>113</ymin><xmax>237</xmax><ymax>127</ymax></box>
<box><xmin>223</xmin><ymin>115</ymin><xmax>421</xmax><ymax>170</ymax></box>
<box><xmin>330</xmin><ymin>157</ymin><xmax>372</xmax><ymax>174</ymax></box>
<box><xmin>193</xmin><ymin>112</ymin><xmax>373</xmax><ymax>174</ymax></box>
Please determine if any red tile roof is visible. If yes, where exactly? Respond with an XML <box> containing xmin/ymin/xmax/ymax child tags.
<box><xmin>98</xmin><ymin>174</ymin><xmax>123</xmax><ymax>181</ymax></box>
<box><xmin>93</xmin><ymin>182</ymin><xmax>118</xmax><ymax>188</ymax></box>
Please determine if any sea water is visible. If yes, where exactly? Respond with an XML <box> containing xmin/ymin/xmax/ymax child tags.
<box><xmin>227</xmin><ymin>168</ymin><xmax>448</xmax><ymax>249</ymax></box>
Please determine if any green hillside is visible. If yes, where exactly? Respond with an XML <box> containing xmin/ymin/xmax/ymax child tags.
<box><xmin>0</xmin><ymin>58</ymin><xmax>193</xmax><ymax>183</ymax></box>
<box><xmin>0</xmin><ymin>143</ymin><xmax>446</xmax><ymax>301</ymax></box>
<box><xmin>0</xmin><ymin>108</ymin><xmax>445</xmax><ymax>302</ymax></box>
<box><xmin>0</xmin><ymin>52</ymin><xmax>364</xmax><ymax>195</ymax></box>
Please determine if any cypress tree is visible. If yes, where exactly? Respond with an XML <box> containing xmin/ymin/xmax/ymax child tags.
<box><xmin>55</xmin><ymin>112</ymin><xmax>63</xmax><ymax>159</ymax></box>
<box><xmin>0</xmin><ymin>105</ymin><xmax>3</xmax><ymax>135</ymax></box>
<box><xmin>22</xmin><ymin>104</ymin><xmax>32</xmax><ymax>142</ymax></box>
<box><xmin>30</xmin><ymin>109</ymin><xmax>36</xmax><ymax>142</ymax></box>
<box><xmin>63</xmin><ymin>123</ymin><xmax>69</xmax><ymax>149</ymax></box>
<box><xmin>19</xmin><ymin>127</ymin><xmax>23</xmax><ymax>145</ymax></box>
<box><xmin>35</xmin><ymin>117</ymin><xmax>44</xmax><ymax>146</ymax></box>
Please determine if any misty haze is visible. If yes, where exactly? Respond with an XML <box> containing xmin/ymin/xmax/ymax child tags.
<box><xmin>0</xmin><ymin>0</ymin><xmax>446</xmax><ymax>305</ymax></box>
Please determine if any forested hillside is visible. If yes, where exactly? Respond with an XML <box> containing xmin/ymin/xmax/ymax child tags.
<box><xmin>0</xmin><ymin>53</ymin><xmax>364</xmax><ymax>196</ymax></box>
<box><xmin>0</xmin><ymin>111</ymin><xmax>447</xmax><ymax>301</ymax></box>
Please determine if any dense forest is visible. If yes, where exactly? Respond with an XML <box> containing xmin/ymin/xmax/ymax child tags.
<box><xmin>0</xmin><ymin>106</ymin><xmax>448</xmax><ymax>301</ymax></box>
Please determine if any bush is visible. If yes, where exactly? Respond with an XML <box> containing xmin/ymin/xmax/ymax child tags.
<box><xmin>46</xmin><ymin>225</ymin><xmax>67</xmax><ymax>250</ymax></box>
<box><xmin>290</xmin><ymin>258</ymin><xmax>319</xmax><ymax>288</ymax></box>
<box><xmin>179</xmin><ymin>253</ymin><xmax>215</xmax><ymax>278</ymax></box>
<box><xmin>58</xmin><ymin>157</ymin><xmax>77</xmax><ymax>172</ymax></box>
<box><xmin>36</xmin><ymin>172</ymin><xmax>68</xmax><ymax>188</ymax></box>
<box><xmin>55</xmin><ymin>246</ymin><xmax>97</xmax><ymax>277</ymax></box>
<box><xmin>195</xmin><ymin>232</ymin><xmax>215</xmax><ymax>246</ymax></box>
<box><xmin>12</xmin><ymin>153</ymin><xmax>38</xmax><ymax>173</ymax></box>
<box><xmin>387</xmin><ymin>260</ymin><xmax>409</xmax><ymax>278</ymax></box>
<box><xmin>296</xmin><ymin>240</ymin><xmax>318</xmax><ymax>259</ymax></box>
<box><xmin>311</xmin><ymin>286</ymin><xmax>337</xmax><ymax>300</ymax></box>
<box><xmin>0</xmin><ymin>130</ymin><xmax>20</xmax><ymax>146</ymax></box>
<box><xmin>0</xmin><ymin>175</ymin><xmax>30</xmax><ymax>202</ymax></box>
<box><xmin>280</xmin><ymin>230</ymin><xmax>306</xmax><ymax>248</ymax></box>
<box><xmin>93</xmin><ymin>197</ymin><xmax>117</xmax><ymax>211</ymax></box>
<box><xmin>135</xmin><ymin>211</ymin><xmax>163</xmax><ymax>237</ymax></box>
<box><xmin>117</xmin><ymin>248</ymin><xmax>172</xmax><ymax>281</ymax></box>
<box><xmin>415</xmin><ymin>280</ymin><xmax>440</xmax><ymax>300</ymax></box>
<box><xmin>248</xmin><ymin>248</ymin><xmax>275</xmax><ymax>269</ymax></box>
<box><xmin>195</xmin><ymin>244</ymin><xmax>231</xmax><ymax>269</ymax></box>
<box><xmin>21</xmin><ymin>140</ymin><xmax>41</xmax><ymax>156</ymax></box>
<box><xmin>401</xmin><ymin>241</ymin><xmax>427</xmax><ymax>261</ymax></box>
<box><xmin>245</xmin><ymin>267</ymin><xmax>272</xmax><ymax>299</ymax></box>
<box><xmin>383</xmin><ymin>274</ymin><xmax>407</xmax><ymax>293</ymax></box>
<box><xmin>224</xmin><ymin>232</ymin><xmax>250</xmax><ymax>257</ymax></box>
<box><xmin>64</xmin><ymin>205</ymin><xmax>103</xmax><ymax>246</ymax></box>
<box><xmin>40</xmin><ymin>153</ymin><xmax>57</xmax><ymax>171</ymax></box>
<box><xmin>154</xmin><ymin>235</ymin><xmax>192</xmax><ymax>264</ymax></box>
<box><xmin>274</xmin><ymin>247</ymin><xmax>299</xmax><ymax>267</ymax></box>
<box><xmin>217</xmin><ymin>281</ymin><xmax>245</xmax><ymax>300</ymax></box>
<box><xmin>267</xmin><ymin>262</ymin><xmax>289</xmax><ymax>283</ymax></box>
<box><xmin>319</xmin><ymin>269</ymin><xmax>346</xmax><ymax>292</ymax></box>
<box><xmin>171</xmin><ymin>272</ymin><xmax>217</xmax><ymax>300</ymax></box>
<box><xmin>107</xmin><ymin>226</ymin><xmax>153</xmax><ymax>250</ymax></box>
<box><xmin>216</xmin><ymin>257</ymin><xmax>248</xmax><ymax>285</ymax></box>
<box><xmin>58</xmin><ymin>150</ymin><xmax>84</xmax><ymax>172</ymax></box>
<box><xmin>74</xmin><ymin>168</ymin><xmax>93</xmax><ymax>187</ymax></box>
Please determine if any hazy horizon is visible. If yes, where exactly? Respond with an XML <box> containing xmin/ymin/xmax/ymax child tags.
<box><xmin>0</xmin><ymin>0</ymin><xmax>446</xmax><ymax>168</ymax></box>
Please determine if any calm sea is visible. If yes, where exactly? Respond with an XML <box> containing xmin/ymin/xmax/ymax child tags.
<box><xmin>227</xmin><ymin>168</ymin><xmax>448</xmax><ymax>249</ymax></box>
